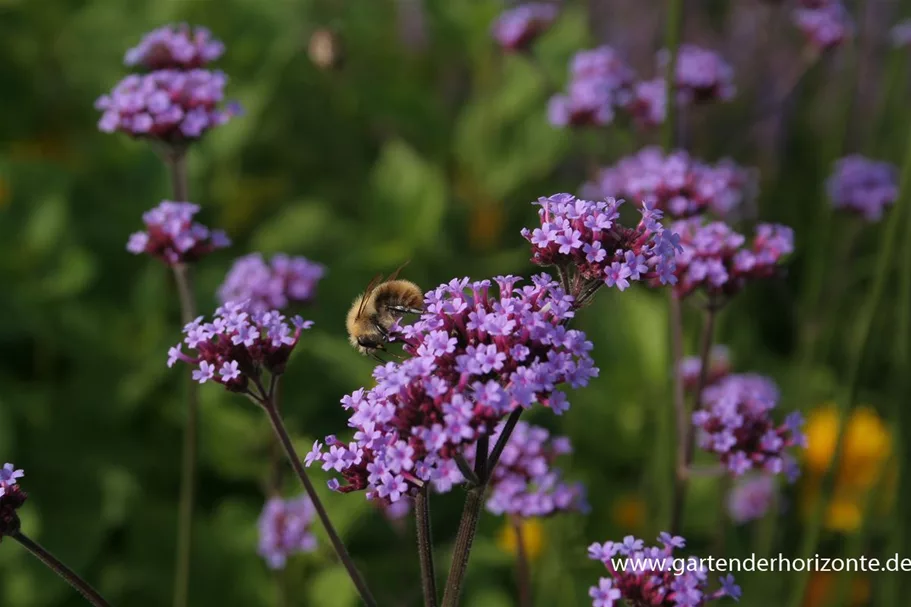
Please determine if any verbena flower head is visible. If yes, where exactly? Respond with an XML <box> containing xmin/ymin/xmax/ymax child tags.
<box><xmin>583</xmin><ymin>147</ymin><xmax>754</xmax><ymax>219</ymax></box>
<box><xmin>167</xmin><ymin>300</ymin><xmax>313</xmax><ymax>396</ymax></box>
<box><xmin>658</xmin><ymin>45</ymin><xmax>735</xmax><ymax>104</ymax></box>
<box><xmin>491</xmin><ymin>3</ymin><xmax>559</xmax><ymax>52</ymax></box>
<box><xmin>0</xmin><ymin>464</ymin><xmax>26</xmax><ymax>540</ymax></box>
<box><xmin>127</xmin><ymin>200</ymin><xmax>230</xmax><ymax>266</ymax></box>
<box><xmin>727</xmin><ymin>474</ymin><xmax>777</xmax><ymax>524</ymax></box>
<box><xmin>666</xmin><ymin>219</ymin><xmax>793</xmax><ymax>300</ymax></box>
<box><xmin>548</xmin><ymin>46</ymin><xmax>635</xmax><ymax>128</ymax></box>
<box><xmin>305</xmin><ymin>274</ymin><xmax>598</xmax><ymax>504</ymax></box>
<box><xmin>679</xmin><ymin>345</ymin><xmax>731</xmax><ymax>392</ymax></box>
<box><xmin>891</xmin><ymin>19</ymin><xmax>911</xmax><ymax>48</ymax></box>
<box><xmin>794</xmin><ymin>2</ymin><xmax>853</xmax><ymax>51</ymax></box>
<box><xmin>521</xmin><ymin>193</ymin><xmax>681</xmax><ymax>305</ymax></box>
<box><xmin>693</xmin><ymin>374</ymin><xmax>806</xmax><ymax>480</ymax></box>
<box><xmin>620</xmin><ymin>78</ymin><xmax>667</xmax><ymax>128</ymax></box>
<box><xmin>96</xmin><ymin>70</ymin><xmax>240</xmax><ymax>143</ymax></box>
<box><xmin>124</xmin><ymin>24</ymin><xmax>225</xmax><ymax>70</ymax></box>
<box><xmin>587</xmin><ymin>533</ymin><xmax>742</xmax><ymax>606</ymax></box>
<box><xmin>475</xmin><ymin>421</ymin><xmax>588</xmax><ymax>517</ymax></box>
<box><xmin>826</xmin><ymin>155</ymin><xmax>898</xmax><ymax>222</ymax></box>
<box><xmin>257</xmin><ymin>495</ymin><xmax>317</xmax><ymax>569</ymax></box>
<box><xmin>218</xmin><ymin>253</ymin><xmax>325</xmax><ymax>313</ymax></box>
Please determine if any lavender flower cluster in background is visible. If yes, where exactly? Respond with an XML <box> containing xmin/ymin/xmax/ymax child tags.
<box><xmin>305</xmin><ymin>275</ymin><xmax>597</xmax><ymax>503</ymax></box>
<box><xmin>548</xmin><ymin>46</ymin><xmax>635</xmax><ymax>128</ymax></box>
<box><xmin>218</xmin><ymin>253</ymin><xmax>325</xmax><ymax>313</ymax></box>
<box><xmin>727</xmin><ymin>474</ymin><xmax>777</xmax><ymax>524</ymax></box>
<box><xmin>491</xmin><ymin>2</ymin><xmax>558</xmax><ymax>52</ymax></box>
<box><xmin>126</xmin><ymin>200</ymin><xmax>230</xmax><ymax>266</ymax></box>
<box><xmin>793</xmin><ymin>1</ymin><xmax>853</xmax><ymax>52</ymax></box>
<box><xmin>826</xmin><ymin>154</ymin><xmax>898</xmax><ymax>222</ymax></box>
<box><xmin>582</xmin><ymin>147</ymin><xmax>754</xmax><ymax>218</ymax></box>
<box><xmin>587</xmin><ymin>533</ymin><xmax>741</xmax><ymax>607</ymax></box>
<box><xmin>678</xmin><ymin>345</ymin><xmax>731</xmax><ymax>392</ymax></box>
<box><xmin>125</xmin><ymin>24</ymin><xmax>225</xmax><ymax>70</ymax></box>
<box><xmin>660</xmin><ymin>44</ymin><xmax>736</xmax><ymax>104</ymax></box>
<box><xmin>257</xmin><ymin>495</ymin><xmax>318</xmax><ymax>570</ymax></box>
<box><xmin>0</xmin><ymin>464</ymin><xmax>26</xmax><ymax>538</ymax></box>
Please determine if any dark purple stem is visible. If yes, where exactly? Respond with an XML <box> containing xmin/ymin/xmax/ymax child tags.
<box><xmin>13</xmin><ymin>531</ymin><xmax>113</xmax><ymax>607</ymax></box>
<box><xmin>415</xmin><ymin>486</ymin><xmax>439</xmax><ymax>607</ymax></box>
<box><xmin>512</xmin><ymin>517</ymin><xmax>532</xmax><ymax>607</ymax></box>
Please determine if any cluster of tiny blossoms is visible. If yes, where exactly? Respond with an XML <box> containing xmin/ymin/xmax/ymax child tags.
<box><xmin>473</xmin><ymin>421</ymin><xmax>588</xmax><ymax>518</ymax></box>
<box><xmin>548</xmin><ymin>46</ymin><xmax>635</xmax><ymax>128</ymax></box>
<box><xmin>218</xmin><ymin>253</ymin><xmax>325</xmax><ymax>313</ymax></box>
<box><xmin>727</xmin><ymin>474</ymin><xmax>777</xmax><ymax>524</ymax></box>
<box><xmin>826</xmin><ymin>155</ymin><xmax>898</xmax><ymax>222</ymax></box>
<box><xmin>167</xmin><ymin>300</ymin><xmax>313</xmax><ymax>394</ymax></box>
<box><xmin>693</xmin><ymin>374</ymin><xmax>805</xmax><ymax>480</ymax></box>
<box><xmin>126</xmin><ymin>200</ymin><xmax>230</xmax><ymax>266</ymax></box>
<box><xmin>666</xmin><ymin>219</ymin><xmax>793</xmax><ymax>300</ymax></box>
<box><xmin>257</xmin><ymin>495</ymin><xmax>317</xmax><ymax>570</ymax></box>
<box><xmin>659</xmin><ymin>45</ymin><xmax>736</xmax><ymax>104</ymax></box>
<box><xmin>305</xmin><ymin>274</ymin><xmax>598</xmax><ymax>504</ymax></box>
<box><xmin>582</xmin><ymin>147</ymin><xmax>754</xmax><ymax>219</ymax></box>
<box><xmin>96</xmin><ymin>70</ymin><xmax>239</xmax><ymax>142</ymax></box>
<box><xmin>0</xmin><ymin>463</ymin><xmax>26</xmax><ymax>539</ymax></box>
<box><xmin>491</xmin><ymin>3</ymin><xmax>559</xmax><ymax>52</ymax></box>
<box><xmin>521</xmin><ymin>193</ymin><xmax>680</xmax><ymax>301</ymax></box>
<box><xmin>587</xmin><ymin>533</ymin><xmax>741</xmax><ymax>607</ymax></box>
<box><xmin>124</xmin><ymin>24</ymin><xmax>225</xmax><ymax>70</ymax></box>
<box><xmin>793</xmin><ymin>1</ymin><xmax>853</xmax><ymax>52</ymax></box>
<box><xmin>678</xmin><ymin>345</ymin><xmax>731</xmax><ymax>393</ymax></box>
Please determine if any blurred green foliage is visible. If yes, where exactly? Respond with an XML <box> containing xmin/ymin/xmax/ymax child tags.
<box><xmin>2</xmin><ymin>0</ymin><xmax>911</xmax><ymax>606</ymax></box>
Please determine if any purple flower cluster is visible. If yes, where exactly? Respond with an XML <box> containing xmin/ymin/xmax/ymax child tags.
<box><xmin>257</xmin><ymin>495</ymin><xmax>317</xmax><ymax>569</ymax></box>
<box><xmin>621</xmin><ymin>78</ymin><xmax>668</xmax><ymax>128</ymax></box>
<box><xmin>96</xmin><ymin>70</ymin><xmax>239</xmax><ymax>142</ymax></box>
<box><xmin>793</xmin><ymin>1</ymin><xmax>853</xmax><ymax>52</ymax></box>
<box><xmin>476</xmin><ymin>421</ymin><xmax>588</xmax><ymax>518</ymax></box>
<box><xmin>491</xmin><ymin>3</ymin><xmax>559</xmax><ymax>52</ymax></box>
<box><xmin>659</xmin><ymin>45</ymin><xmax>736</xmax><ymax>104</ymax></box>
<box><xmin>891</xmin><ymin>19</ymin><xmax>911</xmax><ymax>48</ymax></box>
<box><xmin>124</xmin><ymin>24</ymin><xmax>225</xmax><ymax>70</ymax></box>
<box><xmin>727</xmin><ymin>474</ymin><xmax>777</xmax><ymax>524</ymax></box>
<box><xmin>548</xmin><ymin>46</ymin><xmax>635</xmax><ymax>127</ymax></box>
<box><xmin>587</xmin><ymin>533</ymin><xmax>741</xmax><ymax>607</ymax></box>
<box><xmin>678</xmin><ymin>345</ymin><xmax>731</xmax><ymax>393</ymax></box>
<box><xmin>666</xmin><ymin>219</ymin><xmax>794</xmax><ymax>300</ymax></box>
<box><xmin>167</xmin><ymin>300</ymin><xmax>313</xmax><ymax>394</ymax></box>
<box><xmin>305</xmin><ymin>274</ymin><xmax>598</xmax><ymax>504</ymax></box>
<box><xmin>582</xmin><ymin>147</ymin><xmax>754</xmax><ymax>219</ymax></box>
<box><xmin>218</xmin><ymin>253</ymin><xmax>325</xmax><ymax>313</ymax></box>
<box><xmin>521</xmin><ymin>194</ymin><xmax>680</xmax><ymax>303</ymax></box>
<box><xmin>693</xmin><ymin>374</ymin><xmax>805</xmax><ymax>480</ymax></box>
<box><xmin>826</xmin><ymin>155</ymin><xmax>898</xmax><ymax>222</ymax></box>
<box><xmin>0</xmin><ymin>464</ymin><xmax>26</xmax><ymax>539</ymax></box>
<box><xmin>126</xmin><ymin>200</ymin><xmax>230</xmax><ymax>266</ymax></box>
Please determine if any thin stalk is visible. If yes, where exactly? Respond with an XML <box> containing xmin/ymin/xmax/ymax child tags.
<box><xmin>787</xmin><ymin>106</ymin><xmax>911</xmax><ymax>607</ymax></box>
<box><xmin>13</xmin><ymin>531</ymin><xmax>113</xmax><ymax>607</ymax></box>
<box><xmin>415</xmin><ymin>487</ymin><xmax>439</xmax><ymax>607</ymax></box>
<box><xmin>661</xmin><ymin>0</ymin><xmax>684</xmax><ymax>152</ymax></box>
<box><xmin>441</xmin><ymin>487</ymin><xmax>484</xmax><ymax>607</ymax></box>
<box><xmin>512</xmin><ymin>517</ymin><xmax>532</xmax><ymax>607</ymax></box>
<box><xmin>671</xmin><ymin>305</ymin><xmax>717</xmax><ymax>535</ymax></box>
<box><xmin>168</xmin><ymin>147</ymin><xmax>196</xmax><ymax>607</ymax></box>
<box><xmin>486</xmin><ymin>408</ymin><xmax>523</xmax><ymax>477</ymax></box>
<box><xmin>262</xmin><ymin>397</ymin><xmax>377</xmax><ymax>607</ymax></box>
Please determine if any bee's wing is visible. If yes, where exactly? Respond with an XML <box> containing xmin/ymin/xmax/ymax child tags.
<box><xmin>356</xmin><ymin>272</ymin><xmax>385</xmax><ymax>319</ymax></box>
<box><xmin>385</xmin><ymin>259</ymin><xmax>411</xmax><ymax>283</ymax></box>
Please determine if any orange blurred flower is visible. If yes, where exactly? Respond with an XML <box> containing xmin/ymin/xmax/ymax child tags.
<box><xmin>610</xmin><ymin>494</ymin><xmax>647</xmax><ymax>532</ymax></box>
<box><xmin>803</xmin><ymin>571</ymin><xmax>870</xmax><ymax>607</ymax></box>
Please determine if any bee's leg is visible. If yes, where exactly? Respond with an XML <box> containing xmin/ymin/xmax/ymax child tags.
<box><xmin>370</xmin><ymin>352</ymin><xmax>387</xmax><ymax>364</ymax></box>
<box><xmin>370</xmin><ymin>343</ymin><xmax>388</xmax><ymax>364</ymax></box>
<box><xmin>373</xmin><ymin>322</ymin><xmax>389</xmax><ymax>338</ymax></box>
<box><xmin>386</xmin><ymin>305</ymin><xmax>423</xmax><ymax>315</ymax></box>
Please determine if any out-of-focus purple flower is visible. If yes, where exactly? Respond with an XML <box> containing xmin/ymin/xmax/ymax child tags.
<box><xmin>0</xmin><ymin>464</ymin><xmax>26</xmax><ymax>540</ymax></box>
<box><xmin>587</xmin><ymin>533</ymin><xmax>742</xmax><ymax>606</ymax></box>
<box><xmin>727</xmin><ymin>474</ymin><xmax>777</xmax><ymax>524</ymax></box>
<box><xmin>521</xmin><ymin>193</ymin><xmax>681</xmax><ymax>305</ymax></box>
<box><xmin>126</xmin><ymin>200</ymin><xmax>230</xmax><ymax>266</ymax></box>
<box><xmin>473</xmin><ymin>421</ymin><xmax>587</xmax><ymax>518</ymax></box>
<box><xmin>305</xmin><ymin>275</ymin><xmax>598</xmax><ymax>504</ymax></box>
<box><xmin>491</xmin><ymin>3</ymin><xmax>559</xmax><ymax>52</ymax></box>
<box><xmin>167</xmin><ymin>300</ymin><xmax>313</xmax><ymax>395</ymax></box>
<box><xmin>95</xmin><ymin>70</ymin><xmax>240</xmax><ymax>143</ymax></box>
<box><xmin>693</xmin><ymin>374</ymin><xmax>805</xmax><ymax>481</ymax></box>
<box><xmin>826</xmin><ymin>155</ymin><xmax>898</xmax><ymax>222</ymax></box>
<box><xmin>665</xmin><ymin>219</ymin><xmax>793</xmax><ymax>300</ymax></box>
<box><xmin>548</xmin><ymin>47</ymin><xmax>635</xmax><ymax>128</ymax></box>
<box><xmin>679</xmin><ymin>344</ymin><xmax>731</xmax><ymax>393</ymax></box>
<box><xmin>124</xmin><ymin>24</ymin><xmax>225</xmax><ymax>70</ymax></box>
<box><xmin>794</xmin><ymin>2</ymin><xmax>853</xmax><ymax>52</ymax></box>
<box><xmin>658</xmin><ymin>45</ymin><xmax>736</xmax><ymax>104</ymax></box>
<box><xmin>379</xmin><ymin>497</ymin><xmax>413</xmax><ymax>521</ymax></box>
<box><xmin>583</xmin><ymin>147</ymin><xmax>755</xmax><ymax>219</ymax></box>
<box><xmin>619</xmin><ymin>77</ymin><xmax>667</xmax><ymax>128</ymax></box>
<box><xmin>891</xmin><ymin>19</ymin><xmax>911</xmax><ymax>48</ymax></box>
<box><xmin>218</xmin><ymin>253</ymin><xmax>325</xmax><ymax>313</ymax></box>
<box><xmin>257</xmin><ymin>494</ymin><xmax>317</xmax><ymax>569</ymax></box>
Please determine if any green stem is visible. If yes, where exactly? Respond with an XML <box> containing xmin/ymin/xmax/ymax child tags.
<box><xmin>13</xmin><ymin>531</ymin><xmax>113</xmax><ymax>607</ymax></box>
<box><xmin>415</xmin><ymin>487</ymin><xmax>439</xmax><ymax>607</ymax></box>
<box><xmin>512</xmin><ymin>517</ymin><xmax>532</xmax><ymax>607</ymax></box>
<box><xmin>441</xmin><ymin>487</ymin><xmax>484</xmax><ymax>607</ymax></box>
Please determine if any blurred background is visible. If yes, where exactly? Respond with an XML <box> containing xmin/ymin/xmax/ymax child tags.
<box><xmin>1</xmin><ymin>0</ymin><xmax>909</xmax><ymax>605</ymax></box>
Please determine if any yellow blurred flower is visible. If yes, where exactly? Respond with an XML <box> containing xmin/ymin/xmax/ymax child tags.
<box><xmin>610</xmin><ymin>494</ymin><xmax>647</xmax><ymax>532</ymax></box>
<box><xmin>803</xmin><ymin>571</ymin><xmax>870</xmax><ymax>607</ymax></box>
<box><xmin>497</xmin><ymin>518</ymin><xmax>544</xmax><ymax>561</ymax></box>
